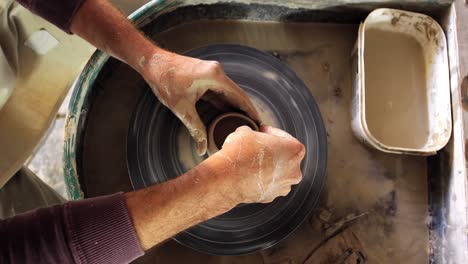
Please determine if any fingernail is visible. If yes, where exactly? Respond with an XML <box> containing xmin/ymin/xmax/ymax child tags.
<box><xmin>259</xmin><ymin>125</ymin><xmax>269</xmax><ymax>131</ymax></box>
<box><xmin>196</xmin><ymin>140</ymin><xmax>207</xmax><ymax>156</ymax></box>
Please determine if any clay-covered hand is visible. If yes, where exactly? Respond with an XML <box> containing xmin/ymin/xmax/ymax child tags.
<box><xmin>140</xmin><ymin>51</ymin><xmax>260</xmax><ymax>155</ymax></box>
<box><xmin>213</xmin><ymin>125</ymin><xmax>305</xmax><ymax>203</ymax></box>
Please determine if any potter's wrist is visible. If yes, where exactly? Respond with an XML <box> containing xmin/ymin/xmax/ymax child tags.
<box><xmin>137</xmin><ymin>47</ymin><xmax>173</xmax><ymax>77</ymax></box>
<box><xmin>206</xmin><ymin>151</ymin><xmax>246</xmax><ymax>206</ymax></box>
<box><xmin>194</xmin><ymin>154</ymin><xmax>243</xmax><ymax>209</ymax></box>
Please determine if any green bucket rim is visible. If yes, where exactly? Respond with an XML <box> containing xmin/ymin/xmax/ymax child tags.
<box><xmin>63</xmin><ymin>0</ymin><xmax>178</xmax><ymax>200</ymax></box>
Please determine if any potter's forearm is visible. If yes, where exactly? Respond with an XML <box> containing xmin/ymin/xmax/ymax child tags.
<box><xmin>125</xmin><ymin>155</ymin><xmax>238</xmax><ymax>250</ymax></box>
<box><xmin>70</xmin><ymin>0</ymin><xmax>163</xmax><ymax>71</ymax></box>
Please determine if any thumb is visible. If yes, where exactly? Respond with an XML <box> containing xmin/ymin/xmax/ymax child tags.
<box><xmin>176</xmin><ymin>106</ymin><xmax>207</xmax><ymax>156</ymax></box>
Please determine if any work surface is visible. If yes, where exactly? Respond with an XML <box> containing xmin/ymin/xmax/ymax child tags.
<box><xmin>81</xmin><ymin>21</ymin><xmax>429</xmax><ymax>263</ymax></box>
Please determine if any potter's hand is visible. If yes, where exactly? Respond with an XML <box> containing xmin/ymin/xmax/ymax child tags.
<box><xmin>70</xmin><ymin>0</ymin><xmax>258</xmax><ymax>156</ymax></box>
<box><xmin>213</xmin><ymin>125</ymin><xmax>305</xmax><ymax>203</ymax></box>
<box><xmin>126</xmin><ymin>125</ymin><xmax>304</xmax><ymax>250</ymax></box>
<box><xmin>140</xmin><ymin>51</ymin><xmax>260</xmax><ymax>155</ymax></box>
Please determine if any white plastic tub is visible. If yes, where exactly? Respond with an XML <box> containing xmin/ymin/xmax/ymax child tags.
<box><xmin>351</xmin><ymin>8</ymin><xmax>451</xmax><ymax>155</ymax></box>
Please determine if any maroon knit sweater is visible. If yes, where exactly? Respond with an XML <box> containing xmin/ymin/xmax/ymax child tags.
<box><xmin>1</xmin><ymin>1</ymin><xmax>144</xmax><ymax>263</ymax></box>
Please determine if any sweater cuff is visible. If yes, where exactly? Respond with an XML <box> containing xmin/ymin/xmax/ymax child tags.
<box><xmin>64</xmin><ymin>193</ymin><xmax>144</xmax><ymax>264</ymax></box>
<box><xmin>16</xmin><ymin>0</ymin><xmax>88</xmax><ymax>34</ymax></box>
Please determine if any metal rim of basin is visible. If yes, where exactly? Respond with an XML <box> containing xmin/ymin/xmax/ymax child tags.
<box><xmin>126</xmin><ymin>44</ymin><xmax>327</xmax><ymax>255</ymax></box>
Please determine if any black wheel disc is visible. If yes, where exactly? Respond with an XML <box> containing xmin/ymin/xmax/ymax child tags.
<box><xmin>127</xmin><ymin>44</ymin><xmax>327</xmax><ymax>255</ymax></box>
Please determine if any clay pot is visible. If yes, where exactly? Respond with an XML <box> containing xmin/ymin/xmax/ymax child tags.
<box><xmin>207</xmin><ymin>112</ymin><xmax>259</xmax><ymax>155</ymax></box>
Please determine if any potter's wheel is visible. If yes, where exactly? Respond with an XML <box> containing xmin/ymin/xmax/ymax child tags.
<box><xmin>127</xmin><ymin>44</ymin><xmax>327</xmax><ymax>255</ymax></box>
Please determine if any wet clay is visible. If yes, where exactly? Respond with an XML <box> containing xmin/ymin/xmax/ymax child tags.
<box><xmin>212</xmin><ymin>115</ymin><xmax>257</xmax><ymax>149</ymax></box>
<box><xmin>364</xmin><ymin>29</ymin><xmax>429</xmax><ymax>149</ymax></box>
<box><xmin>81</xmin><ymin>20</ymin><xmax>429</xmax><ymax>263</ymax></box>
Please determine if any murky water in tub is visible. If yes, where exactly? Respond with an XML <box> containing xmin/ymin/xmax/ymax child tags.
<box><xmin>364</xmin><ymin>29</ymin><xmax>429</xmax><ymax>149</ymax></box>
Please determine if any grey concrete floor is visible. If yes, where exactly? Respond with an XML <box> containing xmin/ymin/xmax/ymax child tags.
<box><xmin>26</xmin><ymin>91</ymin><xmax>71</xmax><ymax>199</ymax></box>
<box><xmin>25</xmin><ymin>0</ymin><xmax>150</xmax><ymax>200</ymax></box>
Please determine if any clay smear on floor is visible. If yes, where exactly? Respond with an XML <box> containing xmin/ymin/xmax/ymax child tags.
<box><xmin>81</xmin><ymin>20</ymin><xmax>429</xmax><ymax>263</ymax></box>
<box><xmin>364</xmin><ymin>28</ymin><xmax>429</xmax><ymax>149</ymax></box>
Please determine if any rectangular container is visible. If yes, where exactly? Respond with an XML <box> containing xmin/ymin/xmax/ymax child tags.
<box><xmin>351</xmin><ymin>8</ymin><xmax>452</xmax><ymax>155</ymax></box>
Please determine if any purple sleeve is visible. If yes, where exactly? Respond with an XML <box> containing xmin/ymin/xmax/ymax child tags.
<box><xmin>0</xmin><ymin>193</ymin><xmax>144</xmax><ymax>264</ymax></box>
<box><xmin>16</xmin><ymin>0</ymin><xmax>87</xmax><ymax>33</ymax></box>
